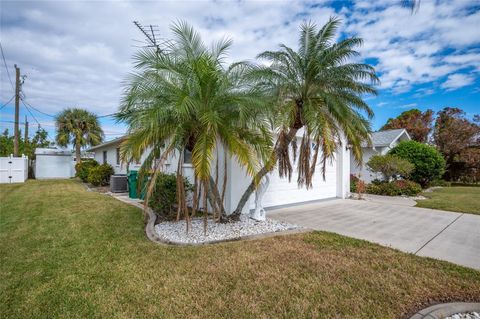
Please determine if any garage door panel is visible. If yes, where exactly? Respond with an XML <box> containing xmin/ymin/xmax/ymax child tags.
<box><xmin>259</xmin><ymin>159</ymin><xmax>337</xmax><ymax>208</ymax></box>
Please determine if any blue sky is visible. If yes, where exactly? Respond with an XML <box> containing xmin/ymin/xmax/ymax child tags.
<box><xmin>1</xmin><ymin>0</ymin><xmax>479</xmax><ymax>143</ymax></box>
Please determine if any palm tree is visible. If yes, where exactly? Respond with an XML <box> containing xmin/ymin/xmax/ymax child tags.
<box><xmin>55</xmin><ymin>108</ymin><xmax>104</xmax><ymax>163</ymax></box>
<box><xmin>230</xmin><ymin>17</ymin><xmax>379</xmax><ymax>219</ymax></box>
<box><xmin>117</xmin><ymin>21</ymin><xmax>272</xmax><ymax>225</ymax></box>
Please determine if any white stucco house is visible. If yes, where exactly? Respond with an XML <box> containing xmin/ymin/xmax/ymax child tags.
<box><xmin>350</xmin><ymin>128</ymin><xmax>411</xmax><ymax>183</ymax></box>
<box><xmin>87</xmin><ymin>130</ymin><xmax>351</xmax><ymax>216</ymax></box>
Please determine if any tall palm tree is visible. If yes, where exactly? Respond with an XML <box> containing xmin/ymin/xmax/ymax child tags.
<box><xmin>117</xmin><ymin>21</ymin><xmax>272</xmax><ymax>223</ymax></box>
<box><xmin>230</xmin><ymin>17</ymin><xmax>379</xmax><ymax>219</ymax></box>
<box><xmin>55</xmin><ymin>108</ymin><xmax>104</xmax><ymax>163</ymax></box>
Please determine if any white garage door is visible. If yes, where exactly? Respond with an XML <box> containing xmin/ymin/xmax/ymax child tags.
<box><xmin>258</xmin><ymin>158</ymin><xmax>337</xmax><ymax>209</ymax></box>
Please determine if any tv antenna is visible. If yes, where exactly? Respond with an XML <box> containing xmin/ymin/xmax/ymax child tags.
<box><xmin>133</xmin><ymin>21</ymin><xmax>169</xmax><ymax>53</ymax></box>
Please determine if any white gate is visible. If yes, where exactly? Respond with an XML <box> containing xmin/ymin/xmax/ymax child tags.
<box><xmin>0</xmin><ymin>155</ymin><xmax>28</xmax><ymax>184</ymax></box>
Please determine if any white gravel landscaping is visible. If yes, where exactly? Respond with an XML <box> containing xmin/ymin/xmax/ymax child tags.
<box><xmin>446</xmin><ymin>312</ymin><xmax>480</xmax><ymax>319</ymax></box>
<box><xmin>154</xmin><ymin>215</ymin><xmax>299</xmax><ymax>244</ymax></box>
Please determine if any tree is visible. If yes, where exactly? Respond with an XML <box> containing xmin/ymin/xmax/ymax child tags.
<box><xmin>0</xmin><ymin>128</ymin><xmax>52</xmax><ymax>159</ymax></box>
<box><xmin>366</xmin><ymin>154</ymin><xmax>414</xmax><ymax>181</ymax></box>
<box><xmin>55</xmin><ymin>108</ymin><xmax>104</xmax><ymax>163</ymax></box>
<box><xmin>389</xmin><ymin>140</ymin><xmax>445</xmax><ymax>187</ymax></box>
<box><xmin>0</xmin><ymin>129</ymin><xmax>14</xmax><ymax>156</ymax></box>
<box><xmin>433</xmin><ymin>107</ymin><xmax>479</xmax><ymax>181</ymax></box>
<box><xmin>230</xmin><ymin>17</ymin><xmax>378</xmax><ymax>219</ymax></box>
<box><xmin>380</xmin><ymin>109</ymin><xmax>433</xmax><ymax>142</ymax></box>
<box><xmin>117</xmin><ymin>21</ymin><xmax>272</xmax><ymax>225</ymax></box>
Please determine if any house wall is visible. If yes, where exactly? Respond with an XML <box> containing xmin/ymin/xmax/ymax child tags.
<box><xmin>92</xmin><ymin>144</ymin><xmax>144</xmax><ymax>174</ymax></box>
<box><xmin>90</xmin><ymin>140</ymin><xmax>228</xmax><ymax>211</ymax></box>
<box><xmin>226</xmin><ymin>135</ymin><xmax>350</xmax><ymax>213</ymax></box>
<box><xmin>351</xmin><ymin>136</ymin><xmax>409</xmax><ymax>183</ymax></box>
<box><xmin>90</xmin><ymin>135</ymin><xmax>350</xmax><ymax>215</ymax></box>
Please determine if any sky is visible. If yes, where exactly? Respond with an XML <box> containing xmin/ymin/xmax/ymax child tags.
<box><xmin>1</xmin><ymin>0</ymin><xmax>479</xmax><ymax>144</ymax></box>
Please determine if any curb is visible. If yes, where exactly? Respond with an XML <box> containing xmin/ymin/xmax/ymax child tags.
<box><xmin>410</xmin><ymin>302</ymin><xmax>480</xmax><ymax>319</ymax></box>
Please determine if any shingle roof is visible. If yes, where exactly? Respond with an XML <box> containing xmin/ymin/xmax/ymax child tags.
<box><xmin>363</xmin><ymin>129</ymin><xmax>409</xmax><ymax>147</ymax></box>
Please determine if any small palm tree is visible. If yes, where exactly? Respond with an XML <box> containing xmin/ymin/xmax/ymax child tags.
<box><xmin>117</xmin><ymin>21</ymin><xmax>272</xmax><ymax>225</ymax></box>
<box><xmin>231</xmin><ymin>17</ymin><xmax>379</xmax><ymax>218</ymax></box>
<box><xmin>55</xmin><ymin>108</ymin><xmax>104</xmax><ymax>163</ymax></box>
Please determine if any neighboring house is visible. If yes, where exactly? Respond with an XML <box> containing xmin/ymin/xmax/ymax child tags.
<box><xmin>350</xmin><ymin>128</ymin><xmax>411</xmax><ymax>183</ymax></box>
<box><xmin>86</xmin><ymin>137</ymin><xmax>140</xmax><ymax>174</ymax></box>
<box><xmin>87</xmin><ymin>130</ymin><xmax>351</xmax><ymax>215</ymax></box>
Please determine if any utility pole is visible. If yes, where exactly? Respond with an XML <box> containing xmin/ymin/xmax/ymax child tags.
<box><xmin>24</xmin><ymin>115</ymin><xmax>29</xmax><ymax>146</ymax></box>
<box><xmin>13</xmin><ymin>64</ymin><xmax>20</xmax><ymax>157</ymax></box>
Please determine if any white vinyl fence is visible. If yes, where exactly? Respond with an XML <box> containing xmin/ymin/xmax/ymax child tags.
<box><xmin>0</xmin><ymin>155</ymin><xmax>28</xmax><ymax>184</ymax></box>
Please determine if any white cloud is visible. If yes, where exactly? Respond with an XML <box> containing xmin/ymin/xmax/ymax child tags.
<box><xmin>398</xmin><ymin>103</ymin><xmax>417</xmax><ymax>109</ymax></box>
<box><xmin>0</xmin><ymin>0</ymin><xmax>478</xmax><ymax>125</ymax></box>
<box><xmin>345</xmin><ymin>0</ymin><xmax>480</xmax><ymax>93</ymax></box>
<box><xmin>441</xmin><ymin>73</ymin><xmax>476</xmax><ymax>90</ymax></box>
<box><xmin>0</xmin><ymin>0</ymin><xmax>337</xmax><ymax>116</ymax></box>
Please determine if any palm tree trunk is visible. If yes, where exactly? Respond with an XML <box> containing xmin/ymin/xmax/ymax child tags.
<box><xmin>223</xmin><ymin>127</ymin><xmax>299</xmax><ymax>222</ymax></box>
<box><xmin>75</xmin><ymin>143</ymin><xmax>82</xmax><ymax>163</ymax></box>
<box><xmin>207</xmin><ymin>176</ymin><xmax>226</xmax><ymax>216</ymax></box>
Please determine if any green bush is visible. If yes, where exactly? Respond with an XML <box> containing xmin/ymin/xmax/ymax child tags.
<box><xmin>148</xmin><ymin>173</ymin><xmax>193</xmax><ymax>221</ymax></box>
<box><xmin>366</xmin><ymin>154</ymin><xmax>414</xmax><ymax>181</ymax></box>
<box><xmin>87</xmin><ymin>164</ymin><xmax>114</xmax><ymax>186</ymax></box>
<box><xmin>389</xmin><ymin>141</ymin><xmax>445</xmax><ymax>187</ymax></box>
<box><xmin>350</xmin><ymin>174</ymin><xmax>359</xmax><ymax>192</ymax></box>
<box><xmin>366</xmin><ymin>180</ymin><xmax>422</xmax><ymax>196</ymax></box>
<box><xmin>75</xmin><ymin>159</ymin><xmax>99</xmax><ymax>182</ymax></box>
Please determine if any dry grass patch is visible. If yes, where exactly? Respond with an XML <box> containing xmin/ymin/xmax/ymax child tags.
<box><xmin>1</xmin><ymin>180</ymin><xmax>479</xmax><ymax>319</ymax></box>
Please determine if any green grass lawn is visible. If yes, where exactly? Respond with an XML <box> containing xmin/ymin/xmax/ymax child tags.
<box><xmin>416</xmin><ymin>186</ymin><xmax>480</xmax><ymax>215</ymax></box>
<box><xmin>1</xmin><ymin>180</ymin><xmax>479</xmax><ymax>319</ymax></box>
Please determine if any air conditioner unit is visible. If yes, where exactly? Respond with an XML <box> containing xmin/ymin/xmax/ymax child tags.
<box><xmin>110</xmin><ymin>174</ymin><xmax>127</xmax><ymax>193</ymax></box>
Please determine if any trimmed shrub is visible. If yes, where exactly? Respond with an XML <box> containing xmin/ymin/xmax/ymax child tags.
<box><xmin>366</xmin><ymin>154</ymin><xmax>414</xmax><ymax>181</ymax></box>
<box><xmin>366</xmin><ymin>180</ymin><xmax>422</xmax><ymax>196</ymax></box>
<box><xmin>389</xmin><ymin>141</ymin><xmax>445</xmax><ymax>187</ymax></box>
<box><xmin>148</xmin><ymin>173</ymin><xmax>193</xmax><ymax>221</ymax></box>
<box><xmin>87</xmin><ymin>164</ymin><xmax>114</xmax><ymax>186</ymax></box>
<box><xmin>75</xmin><ymin>159</ymin><xmax>99</xmax><ymax>182</ymax></box>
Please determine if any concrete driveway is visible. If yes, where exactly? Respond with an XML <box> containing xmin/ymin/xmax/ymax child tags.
<box><xmin>268</xmin><ymin>198</ymin><xmax>480</xmax><ymax>270</ymax></box>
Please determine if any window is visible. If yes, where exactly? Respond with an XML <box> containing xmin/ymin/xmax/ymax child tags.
<box><xmin>103</xmin><ymin>151</ymin><xmax>107</xmax><ymax>164</ymax></box>
<box><xmin>116</xmin><ymin>148</ymin><xmax>120</xmax><ymax>165</ymax></box>
<box><xmin>183</xmin><ymin>149</ymin><xmax>192</xmax><ymax>164</ymax></box>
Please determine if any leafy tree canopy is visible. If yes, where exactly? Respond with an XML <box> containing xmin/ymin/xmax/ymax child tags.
<box><xmin>0</xmin><ymin>128</ymin><xmax>53</xmax><ymax>159</ymax></box>
<box><xmin>433</xmin><ymin>107</ymin><xmax>480</xmax><ymax>182</ymax></box>
<box><xmin>55</xmin><ymin>108</ymin><xmax>104</xmax><ymax>163</ymax></box>
<box><xmin>381</xmin><ymin>108</ymin><xmax>433</xmax><ymax>143</ymax></box>
<box><xmin>389</xmin><ymin>140</ymin><xmax>445</xmax><ymax>187</ymax></box>
<box><xmin>366</xmin><ymin>154</ymin><xmax>414</xmax><ymax>181</ymax></box>
<box><xmin>433</xmin><ymin>107</ymin><xmax>479</xmax><ymax>161</ymax></box>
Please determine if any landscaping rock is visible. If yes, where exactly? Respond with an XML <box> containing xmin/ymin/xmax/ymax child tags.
<box><xmin>446</xmin><ymin>312</ymin><xmax>480</xmax><ymax>319</ymax></box>
<box><xmin>154</xmin><ymin>214</ymin><xmax>298</xmax><ymax>244</ymax></box>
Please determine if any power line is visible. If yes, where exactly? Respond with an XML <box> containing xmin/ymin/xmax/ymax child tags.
<box><xmin>20</xmin><ymin>96</ymin><xmax>115</xmax><ymax>119</ymax></box>
<box><xmin>21</xmin><ymin>100</ymin><xmax>41</xmax><ymax>127</ymax></box>
<box><xmin>97</xmin><ymin>112</ymin><xmax>118</xmax><ymax>118</ymax></box>
<box><xmin>0</xmin><ymin>42</ymin><xmax>14</xmax><ymax>92</ymax></box>
<box><xmin>0</xmin><ymin>95</ymin><xmax>15</xmax><ymax>110</ymax></box>
<box><xmin>20</xmin><ymin>97</ymin><xmax>55</xmax><ymax>118</ymax></box>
